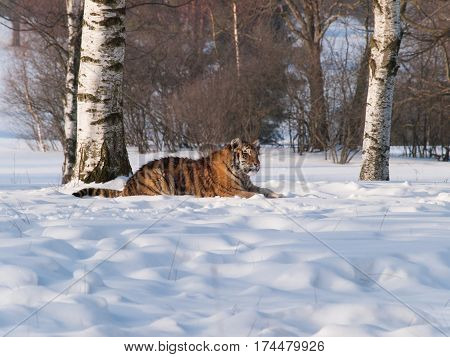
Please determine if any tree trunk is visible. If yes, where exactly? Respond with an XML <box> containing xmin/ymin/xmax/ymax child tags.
<box><xmin>232</xmin><ymin>0</ymin><xmax>240</xmax><ymax>78</ymax></box>
<box><xmin>20</xmin><ymin>62</ymin><xmax>48</xmax><ymax>152</ymax></box>
<box><xmin>340</xmin><ymin>40</ymin><xmax>370</xmax><ymax>164</ymax></box>
<box><xmin>307</xmin><ymin>42</ymin><xmax>328</xmax><ymax>151</ymax></box>
<box><xmin>207</xmin><ymin>5</ymin><xmax>218</xmax><ymax>58</ymax></box>
<box><xmin>73</xmin><ymin>0</ymin><xmax>132</xmax><ymax>183</ymax></box>
<box><xmin>62</xmin><ymin>0</ymin><xmax>84</xmax><ymax>184</ymax></box>
<box><xmin>282</xmin><ymin>0</ymin><xmax>335</xmax><ymax>153</ymax></box>
<box><xmin>352</xmin><ymin>45</ymin><xmax>370</xmax><ymax>124</ymax></box>
<box><xmin>360</xmin><ymin>0</ymin><xmax>402</xmax><ymax>181</ymax></box>
<box><xmin>11</xmin><ymin>10</ymin><xmax>21</xmax><ymax>47</ymax></box>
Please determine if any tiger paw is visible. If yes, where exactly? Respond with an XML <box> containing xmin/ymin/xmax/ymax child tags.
<box><xmin>265</xmin><ymin>191</ymin><xmax>284</xmax><ymax>199</ymax></box>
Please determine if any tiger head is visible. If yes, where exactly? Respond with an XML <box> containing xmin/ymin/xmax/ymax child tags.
<box><xmin>230</xmin><ymin>138</ymin><xmax>261</xmax><ymax>174</ymax></box>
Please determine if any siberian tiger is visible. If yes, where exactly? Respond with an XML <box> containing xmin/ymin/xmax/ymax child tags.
<box><xmin>73</xmin><ymin>138</ymin><xmax>283</xmax><ymax>199</ymax></box>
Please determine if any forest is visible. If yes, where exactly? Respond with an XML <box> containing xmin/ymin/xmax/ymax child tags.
<box><xmin>0</xmin><ymin>0</ymin><xmax>448</xmax><ymax>177</ymax></box>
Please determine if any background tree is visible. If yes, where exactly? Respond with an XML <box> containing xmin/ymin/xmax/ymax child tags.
<box><xmin>123</xmin><ymin>0</ymin><xmax>291</xmax><ymax>151</ymax></box>
<box><xmin>62</xmin><ymin>0</ymin><xmax>84</xmax><ymax>183</ymax></box>
<box><xmin>73</xmin><ymin>0</ymin><xmax>131</xmax><ymax>183</ymax></box>
<box><xmin>231</xmin><ymin>0</ymin><xmax>241</xmax><ymax>77</ymax></box>
<box><xmin>326</xmin><ymin>0</ymin><xmax>371</xmax><ymax>164</ymax></box>
<box><xmin>360</xmin><ymin>0</ymin><xmax>403</xmax><ymax>181</ymax></box>
<box><xmin>0</xmin><ymin>0</ymin><xmax>21</xmax><ymax>46</ymax></box>
<box><xmin>391</xmin><ymin>0</ymin><xmax>449</xmax><ymax>161</ymax></box>
<box><xmin>281</xmin><ymin>0</ymin><xmax>344</xmax><ymax>152</ymax></box>
<box><xmin>1</xmin><ymin>0</ymin><xmax>67</xmax><ymax>150</ymax></box>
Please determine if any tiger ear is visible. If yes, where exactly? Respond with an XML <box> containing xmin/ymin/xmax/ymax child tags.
<box><xmin>230</xmin><ymin>138</ymin><xmax>242</xmax><ymax>150</ymax></box>
<box><xmin>252</xmin><ymin>139</ymin><xmax>260</xmax><ymax>150</ymax></box>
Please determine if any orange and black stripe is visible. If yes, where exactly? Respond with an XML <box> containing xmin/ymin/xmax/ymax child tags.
<box><xmin>73</xmin><ymin>187</ymin><xmax>123</xmax><ymax>198</ymax></box>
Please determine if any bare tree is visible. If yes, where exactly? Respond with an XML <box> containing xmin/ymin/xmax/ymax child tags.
<box><xmin>281</xmin><ymin>0</ymin><xmax>345</xmax><ymax>151</ymax></box>
<box><xmin>3</xmin><ymin>34</ymin><xmax>66</xmax><ymax>150</ymax></box>
<box><xmin>0</xmin><ymin>0</ymin><xmax>67</xmax><ymax>54</ymax></box>
<box><xmin>391</xmin><ymin>0</ymin><xmax>449</xmax><ymax>161</ymax></box>
<box><xmin>62</xmin><ymin>0</ymin><xmax>84</xmax><ymax>183</ymax></box>
<box><xmin>326</xmin><ymin>2</ymin><xmax>371</xmax><ymax>164</ymax></box>
<box><xmin>0</xmin><ymin>0</ymin><xmax>21</xmax><ymax>46</ymax></box>
<box><xmin>73</xmin><ymin>0</ymin><xmax>131</xmax><ymax>183</ymax></box>
<box><xmin>232</xmin><ymin>0</ymin><xmax>241</xmax><ymax>77</ymax></box>
<box><xmin>360</xmin><ymin>0</ymin><xmax>403</xmax><ymax>181</ymax></box>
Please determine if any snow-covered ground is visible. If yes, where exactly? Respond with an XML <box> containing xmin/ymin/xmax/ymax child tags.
<box><xmin>0</xmin><ymin>137</ymin><xmax>449</xmax><ymax>337</ymax></box>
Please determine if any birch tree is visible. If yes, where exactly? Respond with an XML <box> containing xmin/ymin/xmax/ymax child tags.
<box><xmin>232</xmin><ymin>0</ymin><xmax>241</xmax><ymax>77</ymax></box>
<box><xmin>359</xmin><ymin>0</ymin><xmax>402</xmax><ymax>181</ymax></box>
<box><xmin>62</xmin><ymin>0</ymin><xmax>84</xmax><ymax>184</ymax></box>
<box><xmin>73</xmin><ymin>0</ymin><xmax>132</xmax><ymax>183</ymax></box>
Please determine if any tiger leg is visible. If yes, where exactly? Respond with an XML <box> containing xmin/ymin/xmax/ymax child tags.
<box><xmin>248</xmin><ymin>185</ymin><xmax>283</xmax><ymax>198</ymax></box>
<box><xmin>213</xmin><ymin>189</ymin><xmax>255</xmax><ymax>199</ymax></box>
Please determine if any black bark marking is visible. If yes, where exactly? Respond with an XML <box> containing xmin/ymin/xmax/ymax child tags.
<box><xmin>369</xmin><ymin>58</ymin><xmax>377</xmax><ymax>77</ymax></box>
<box><xmin>106</xmin><ymin>62</ymin><xmax>123</xmax><ymax>72</ymax></box>
<box><xmin>78</xmin><ymin>93</ymin><xmax>101</xmax><ymax>103</ymax></box>
<box><xmin>373</xmin><ymin>0</ymin><xmax>382</xmax><ymax>13</ymax></box>
<box><xmin>82</xmin><ymin>20</ymin><xmax>95</xmax><ymax>30</ymax></box>
<box><xmin>91</xmin><ymin>112</ymin><xmax>122</xmax><ymax>125</ymax></box>
<box><xmin>105</xmin><ymin>7</ymin><xmax>126</xmax><ymax>16</ymax></box>
<box><xmin>103</xmin><ymin>36</ymin><xmax>125</xmax><ymax>48</ymax></box>
<box><xmin>98</xmin><ymin>16</ymin><xmax>121</xmax><ymax>27</ymax></box>
<box><xmin>80</xmin><ymin>56</ymin><xmax>100</xmax><ymax>64</ymax></box>
<box><xmin>92</xmin><ymin>0</ymin><xmax>117</xmax><ymax>6</ymax></box>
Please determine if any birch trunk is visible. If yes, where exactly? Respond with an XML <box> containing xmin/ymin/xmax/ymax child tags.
<box><xmin>21</xmin><ymin>62</ymin><xmax>48</xmax><ymax>152</ymax></box>
<box><xmin>360</xmin><ymin>0</ymin><xmax>402</xmax><ymax>181</ymax></box>
<box><xmin>232</xmin><ymin>0</ymin><xmax>240</xmax><ymax>77</ymax></box>
<box><xmin>74</xmin><ymin>0</ymin><xmax>131</xmax><ymax>183</ymax></box>
<box><xmin>207</xmin><ymin>6</ymin><xmax>218</xmax><ymax>58</ymax></box>
<box><xmin>307</xmin><ymin>42</ymin><xmax>328</xmax><ymax>151</ymax></box>
<box><xmin>62</xmin><ymin>0</ymin><xmax>84</xmax><ymax>184</ymax></box>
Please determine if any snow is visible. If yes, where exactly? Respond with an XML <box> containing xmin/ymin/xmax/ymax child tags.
<box><xmin>0</xmin><ymin>137</ymin><xmax>449</xmax><ymax>337</ymax></box>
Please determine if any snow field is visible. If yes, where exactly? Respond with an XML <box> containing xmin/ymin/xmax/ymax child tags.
<box><xmin>0</xmin><ymin>143</ymin><xmax>449</xmax><ymax>336</ymax></box>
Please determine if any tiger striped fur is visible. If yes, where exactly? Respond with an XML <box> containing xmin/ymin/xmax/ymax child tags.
<box><xmin>72</xmin><ymin>138</ymin><xmax>283</xmax><ymax>199</ymax></box>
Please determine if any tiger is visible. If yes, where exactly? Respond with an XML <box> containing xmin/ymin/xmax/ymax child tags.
<box><xmin>72</xmin><ymin>138</ymin><xmax>283</xmax><ymax>199</ymax></box>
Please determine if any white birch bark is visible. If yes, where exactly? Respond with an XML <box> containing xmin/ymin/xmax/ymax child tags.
<box><xmin>73</xmin><ymin>0</ymin><xmax>131</xmax><ymax>183</ymax></box>
<box><xmin>232</xmin><ymin>0</ymin><xmax>240</xmax><ymax>77</ymax></box>
<box><xmin>62</xmin><ymin>0</ymin><xmax>84</xmax><ymax>183</ymax></box>
<box><xmin>360</xmin><ymin>0</ymin><xmax>402</xmax><ymax>181</ymax></box>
